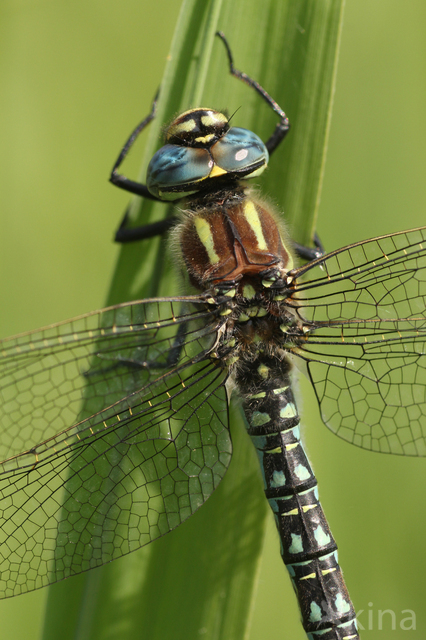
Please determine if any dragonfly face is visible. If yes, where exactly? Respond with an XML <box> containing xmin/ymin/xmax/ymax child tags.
<box><xmin>1</xmin><ymin>31</ymin><xmax>426</xmax><ymax>640</ymax></box>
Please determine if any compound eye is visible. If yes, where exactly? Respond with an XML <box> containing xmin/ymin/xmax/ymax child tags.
<box><xmin>211</xmin><ymin>128</ymin><xmax>269</xmax><ymax>176</ymax></box>
<box><xmin>147</xmin><ymin>144</ymin><xmax>212</xmax><ymax>200</ymax></box>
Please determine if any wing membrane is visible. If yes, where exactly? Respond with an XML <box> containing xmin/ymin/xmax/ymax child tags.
<box><xmin>289</xmin><ymin>227</ymin><xmax>426</xmax><ymax>455</ymax></box>
<box><xmin>0</xmin><ymin>297</ymin><xmax>213</xmax><ymax>457</ymax></box>
<box><xmin>0</xmin><ymin>297</ymin><xmax>231</xmax><ymax>597</ymax></box>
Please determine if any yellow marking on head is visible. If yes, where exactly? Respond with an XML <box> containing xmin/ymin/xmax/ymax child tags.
<box><xmin>194</xmin><ymin>217</ymin><xmax>220</xmax><ymax>264</ymax></box>
<box><xmin>243</xmin><ymin>200</ymin><xmax>268</xmax><ymax>250</ymax></box>
<box><xmin>201</xmin><ymin>112</ymin><xmax>228</xmax><ymax>127</ymax></box>
<box><xmin>170</xmin><ymin>119</ymin><xmax>196</xmax><ymax>134</ymax></box>
<box><xmin>158</xmin><ymin>188</ymin><xmax>198</xmax><ymax>199</ymax></box>
<box><xmin>195</xmin><ymin>134</ymin><xmax>215</xmax><ymax>144</ymax></box>
<box><xmin>209</xmin><ymin>164</ymin><xmax>227</xmax><ymax>178</ymax></box>
<box><xmin>247</xmin><ymin>165</ymin><xmax>267</xmax><ymax>178</ymax></box>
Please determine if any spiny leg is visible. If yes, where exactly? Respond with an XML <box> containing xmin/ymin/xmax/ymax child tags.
<box><xmin>109</xmin><ymin>89</ymin><xmax>162</xmax><ymax>200</ymax></box>
<box><xmin>216</xmin><ymin>31</ymin><xmax>290</xmax><ymax>154</ymax></box>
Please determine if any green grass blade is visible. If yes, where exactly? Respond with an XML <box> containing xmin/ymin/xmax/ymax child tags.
<box><xmin>40</xmin><ymin>1</ymin><xmax>344</xmax><ymax>639</ymax></box>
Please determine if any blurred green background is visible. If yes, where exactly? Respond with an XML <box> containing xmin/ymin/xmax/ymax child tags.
<box><xmin>1</xmin><ymin>1</ymin><xmax>425</xmax><ymax>639</ymax></box>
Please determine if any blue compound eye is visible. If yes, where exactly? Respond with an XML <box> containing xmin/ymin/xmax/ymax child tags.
<box><xmin>146</xmin><ymin>126</ymin><xmax>269</xmax><ymax>201</ymax></box>
<box><xmin>211</xmin><ymin>127</ymin><xmax>269</xmax><ymax>176</ymax></box>
<box><xmin>147</xmin><ymin>145</ymin><xmax>213</xmax><ymax>200</ymax></box>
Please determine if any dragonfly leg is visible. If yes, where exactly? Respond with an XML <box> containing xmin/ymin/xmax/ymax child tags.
<box><xmin>109</xmin><ymin>89</ymin><xmax>163</xmax><ymax>200</ymax></box>
<box><xmin>216</xmin><ymin>32</ymin><xmax>290</xmax><ymax>155</ymax></box>
<box><xmin>293</xmin><ymin>232</ymin><xmax>325</xmax><ymax>261</ymax></box>
<box><xmin>114</xmin><ymin>207</ymin><xmax>178</xmax><ymax>243</ymax></box>
<box><xmin>85</xmin><ymin>315</ymin><xmax>189</xmax><ymax>380</ymax></box>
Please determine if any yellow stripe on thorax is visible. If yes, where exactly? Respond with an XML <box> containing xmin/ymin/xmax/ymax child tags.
<box><xmin>243</xmin><ymin>200</ymin><xmax>268</xmax><ymax>250</ymax></box>
<box><xmin>194</xmin><ymin>217</ymin><xmax>220</xmax><ymax>264</ymax></box>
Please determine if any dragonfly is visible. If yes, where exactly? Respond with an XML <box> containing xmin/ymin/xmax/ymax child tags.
<box><xmin>1</xmin><ymin>32</ymin><xmax>425</xmax><ymax>640</ymax></box>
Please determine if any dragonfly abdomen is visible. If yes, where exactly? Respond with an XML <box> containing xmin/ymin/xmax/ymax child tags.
<box><xmin>237</xmin><ymin>353</ymin><xmax>359</xmax><ymax>640</ymax></box>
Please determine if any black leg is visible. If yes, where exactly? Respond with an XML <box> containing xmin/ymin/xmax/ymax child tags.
<box><xmin>109</xmin><ymin>90</ymin><xmax>164</xmax><ymax>200</ymax></box>
<box><xmin>293</xmin><ymin>233</ymin><xmax>325</xmax><ymax>261</ymax></box>
<box><xmin>216</xmin><ymin>32</ymin><xmax>290</xmax><ymax>155</ymax></box>
<box><xmin>115</xmin><ymin>208</ymin><xmax>178</xmax><ymax>243</ymax></box>
<box><xmin>84</xmin><ymin>313</ymin><xmax>190</xmax><ymax>380</ymax></box>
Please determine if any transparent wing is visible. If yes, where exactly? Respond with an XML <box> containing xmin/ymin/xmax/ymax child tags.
<box><xmin>0</xmin><ymin>297</ymin><xmax>231</xmax><ymax>597</ymax></box>
<box><xmin>288</xmin><ymin>227</ymin><xmax>426</xmax><ymax>456</ymax></box>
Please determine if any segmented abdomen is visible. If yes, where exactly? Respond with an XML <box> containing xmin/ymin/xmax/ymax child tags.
<box><xmin>235</xmin><ymin>353</ymin><xmax>359</xmax><ymax>640</ymax></box>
